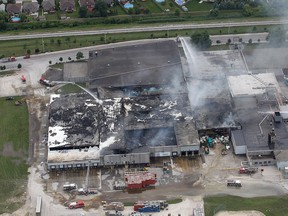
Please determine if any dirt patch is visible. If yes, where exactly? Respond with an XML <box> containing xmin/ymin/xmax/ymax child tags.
<box><xmin>0</xmin><ymin>143</ymin><xmax>26</xmax><ymax>159</ymax></box>
<box><xmin>215</xmin><ymin>210</ymin><xmax>265</xmax><ymax>216</ymax></box>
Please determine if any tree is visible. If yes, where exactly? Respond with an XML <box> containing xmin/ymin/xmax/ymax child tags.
<box><xmin>59</xmin><ymin>57</ymin><xmax>63</xmax><ymax>62</ymax></box>
<box><xmin>79</xmin><ymin>6</ymin><xmax>88</xmax><ymax>18</ymax></box>
<box><xmin>35</xmin><ymin>48</ymin><xmax>40</xmax><ymax>53</ymax></box>
<box><xmin>144</xmin><ymin>8</ymin><xmax>150</xmax><ymax>14</ymax></box>
<box><xmin>49</xmin><ymin>60</ymin><xmax>52</xmax><ymax>64</ymax></box>
<box><xmin>68</xmin><ymin>57</ymin><xmax>71</xmax><ymax>61</ymax></box>
<box><xmin>17</xmin><ymin>63</ymin><xmax>22</xmax><ymax>69</ymax></box>
<box><xmin>174</xmin><ymin>9</ymin><xmax>180</xmax><ymax>17</ymax></box>
<box><xmin>242</xmin><ymin>4</ymin><xmax>253</xmax><ymax>16</ymax></box>
<box><xmin>26</xmin><ymin>49</ymin><xmax>31</xmax><ymax>55</ymax></box>
<box><xmin>37</xmin><ymin>0</ymin><xmax>43</xmax><ymax>7</ymax></box>
<box><xmin>209</xmin><ymin>8</ymin><xmax>218</xmax><ymax>17</ymax></box>
<box><xmin>190</xmin><ymin>31</ymin><xmax>212</xmax><ymax>50</ymax></box>
<box><xmin>94</xmin><ymin>0</ymin><xmax>108</xmax><ymax>17</ymax></box>
<box><xmin>18</xmin><ymin>13</ymin><xmax>28</xmax><ymax>22</ymax></box>
<box><xmin>248</xmin><ymin>38</ymin><xmax>252</xmax><ymax>44</ymax></box>
<box><xmin>57</xmin><ymin>39</ymin><xmax>61</xmax><ymax>45</ymax></box>
<box><xmin>76</xmin><ymin>51</ymin><xmax>84</xmax><ymax>60</ymax></box>
<box><xmin>0</xmin><ymin>11</ymin><xmax>9</xmax><ymax>22</ymax></box>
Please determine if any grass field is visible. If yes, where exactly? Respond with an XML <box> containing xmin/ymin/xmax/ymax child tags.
<box><xmin>204</xmin><ymin>195</ymin><xmax>288</xmax><ymax>216</ymax></box>
<box><xmin>0</xmin><ymin>97</ymin><xmax>29</xmax><ymax>213</ymax></box>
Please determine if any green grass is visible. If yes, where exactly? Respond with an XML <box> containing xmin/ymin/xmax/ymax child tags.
<box><xmin>167</xmin><ymin>198</ymin><xmax>182</xmax><ymax>204</ymax></box>
<box><xmin>185</xmin><ymin>0</ymin><xmax>213</xmax><ymax>11</ymax></box>
<box><xmin>115</xmin><ymin>5</ymin><xmax>127</xmax><ymax>15</ymax></box>
<box><xmin>0</xmin><ymin>97</ymin><xmax>29</xmax><ymax>213</ymax></box>
<box><xmin>140</xmin><ymin>0</ymin><xmax>162</xmax><ymax>13</ymax></box>
<box><xmin>45</xmin><ymin>12</ymin><xmax>60</xmax><ymax>21</ymax></box>
<box><xmin>204</xmin><ymin>195</ymin><xmax>288</xmax><ymax>216</ymax></box>
<box><xmin>50</xmin><ymin>62</ymin><xmax>64</xmax><ymax>69</ymax></box>
<box><xmin>58</xmin><ymin>82</ymin><xmax>86</xmax><ymax>94</ymax></box>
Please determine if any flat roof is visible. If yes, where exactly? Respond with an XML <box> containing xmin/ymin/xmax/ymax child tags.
<box><xmin>228</xmin><ymin>73</ymin><xmax>279</xmax><ymax>97</ymax></box>
<box><xmin>88</xmin><ymin>40</ymin><xmax>184</xmax><ymax>88</ymax></box>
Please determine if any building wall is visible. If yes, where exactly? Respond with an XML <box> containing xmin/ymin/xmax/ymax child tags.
<box><xmin>250</xmin><ymin>158</ymin><xmax>276</xmax><ymax>167</ymax></box>
<box><xmin>231</xmin><ymin>131</ymin><xmax>247</xmax><ymax>155</ymax></box>
<box><xmin>47</xmin><ymin>159</ymin><xmax>100</xmax><ymax>170</ymax></box>
<box><xmin>277</xmin><ymin>161</ymin><xmax>288</xmax><ymax>170</ymax></box>
<box><xmin>234</xmin><ymin>145</ymin><xmax>246</xmax><ymax>155</ymax></box>
<box><xmin>103</xmin><ymin>153</ymin><xmax>150</xmax><ymax>166</ymax></box>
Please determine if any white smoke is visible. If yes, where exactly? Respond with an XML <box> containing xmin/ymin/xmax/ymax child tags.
<box><xmin>180</xmin><ymin>37</ymin><xmax>227</xmax><ymax>108</ymax></box>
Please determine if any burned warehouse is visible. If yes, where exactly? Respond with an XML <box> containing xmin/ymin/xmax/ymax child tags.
<box><xmin>47</xmin><ymin>39</ymin><xmax>288</xmax><ymax>170</ymax></box>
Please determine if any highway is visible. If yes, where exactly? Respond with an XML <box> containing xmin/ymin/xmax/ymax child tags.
<box><xmin>0</xmin><ymin>19</ymin><xmax>287</xmax><ymax>41</ymax></box>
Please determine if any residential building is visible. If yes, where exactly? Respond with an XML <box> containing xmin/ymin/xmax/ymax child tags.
<box><xmin>60</xmin><ymin>0</ymin><xmax>75</xmax><ymax>12</ymax></box>
<box><xmin>22</xmin><ymin>1</ymin><xmax>39</xmax><ymax>14</ymax></box>
<box><xmin>6</xmin><ymin>3</ymin><xmax>22</xmax><ymax>15</ymax></box>
<box><xmin>42</xmin><ymin>0</ymin><xmax>55</xmax><ymax>12</ymax></box>
<box><xmin>79</xmin><ymin>0</ymin><xmax>95</xmax><ymax>12</ymax></box>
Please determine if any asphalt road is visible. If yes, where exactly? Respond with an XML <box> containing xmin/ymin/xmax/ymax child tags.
<box><xmin>0</xmin><ymin>20</ymin><xmax>287</xmax><ymax>41</ymax></box>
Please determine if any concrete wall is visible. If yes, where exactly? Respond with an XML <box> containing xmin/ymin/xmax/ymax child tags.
<box><xmin>231</xmin><ymin>131</ymin><xmax>247</xmax><ymax>155</ymax></box>
<box><xmin>47</xmin><ymin>159</ymin><xmax>101</xmax><ymax>170</ymax></box>
<box><xmin>63</xmin><ymin>62</ymin><xmax>88</xmax><ymax>82</ymax></box>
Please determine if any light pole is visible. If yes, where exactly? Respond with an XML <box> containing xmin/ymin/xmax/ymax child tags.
<box><xmin>42</xmin><ymin>38</ymin><xmax>45</xmax><ymax>53</ymax></box>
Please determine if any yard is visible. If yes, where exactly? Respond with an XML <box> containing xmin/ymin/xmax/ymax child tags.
<box><xmin>185</xmin><ymin>0</ymin><xmax>213</xmax><ymax>12</ymax></box>
<box><xmin>0</xmin><ymin>96</ymin><xmax>29</xmax><ymax>213</ymax></box>
<box><xmin>204</xmin><ymin>195</ymin><xmax>288</xmax><ymax>216</ymax></box>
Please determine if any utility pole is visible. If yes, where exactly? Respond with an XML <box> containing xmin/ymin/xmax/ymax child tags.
<box><xmin>42</xmin><ymin>38</ymin><xmax>44</xmax><ymax>53</ymax></box>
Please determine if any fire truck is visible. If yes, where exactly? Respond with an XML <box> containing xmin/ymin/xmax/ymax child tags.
<box><xmin>239</xmin><ymin>167</ymin><xmax>258</xmax><ymax>174</ymax></box>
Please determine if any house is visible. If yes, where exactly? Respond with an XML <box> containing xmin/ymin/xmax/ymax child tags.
<box><xmin>79</xmin><ymin>0</ymin><xmax>94</xmax><ymax>12</ymax></box>
<box><xmin>22</xmin><ymin>2</ymin><xmax>39</xmax><ymax>14</ymax></box>
<box><xmin>42</xmin><ymin>0</ymin><xmax>55</xmax><ymax>13</ymax></box>
<box><xmin>6</xmin><ymin>3</ymin><xmax>22</xmax><ymax>15</ymax></box>
<box><xmin>60</xmin><ymin>0</ymin><xmax>75</xmax><ymax>12</ymax></box>
<box><xmin>0</xmin><ymin>3</ymin><xmax>5</xmax><ymax>12</ymax></box>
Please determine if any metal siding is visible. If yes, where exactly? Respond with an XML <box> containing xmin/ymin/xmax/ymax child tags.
<box><xmin>180</xmin><ymin>145</ymin><xmax>199</xmax><ymax>151</ymax></box>
<box><xmin>235</xmin><ymin>145</ymin><xmax>246</xmax><ymax>155</ymax></box>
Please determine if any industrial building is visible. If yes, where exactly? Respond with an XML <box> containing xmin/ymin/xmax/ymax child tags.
<box><xmin>47</xmin><ymin>39</ymin><xmax>288</xmax><ymax>171</ymax></box>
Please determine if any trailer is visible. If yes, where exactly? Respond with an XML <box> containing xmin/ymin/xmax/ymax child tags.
<box><xmin>63</xmin><ymin>183</ymin><xmax>77</xmax><ymax>191</ymax></box>
<box><xmin>77</xmin><ymin>187</ymin><xmax>98</xmax><ymax>195</ymax></box>
<box><xmin>227</xmin><ymin>179</ymin><xmax>242</xmax><ymax>187</ymax></box>
<box><xmin>36</xmin><ymin>196</ymin><xmax>42</xmax><ymax>216</ymax></box>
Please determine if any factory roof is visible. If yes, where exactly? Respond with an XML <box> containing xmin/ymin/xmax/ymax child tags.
<box><xmin>88</xmin><ymin>40</ymin><xmax>184</xmax><ymax>88</ymax></box>
<box><xmin>228</xmin><ymin>73</ymin><xmax>279</xmax><ymax>97</ymax></box>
